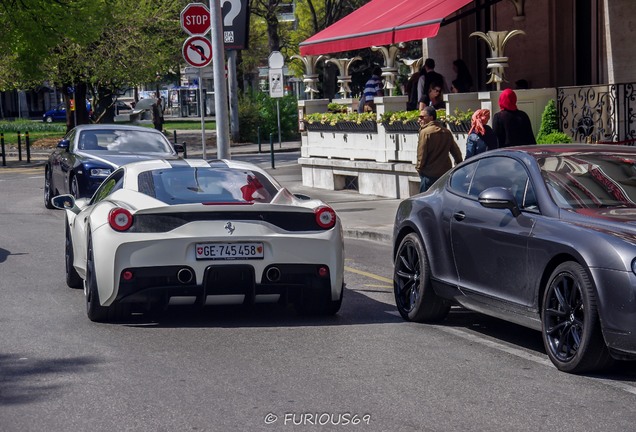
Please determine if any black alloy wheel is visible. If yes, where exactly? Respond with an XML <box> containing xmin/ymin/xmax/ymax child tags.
<box><xmin>44</xmin><ymin>168</ymin><xmax>54</xmax><ymax>209</ymax></box>
<box><xmin>393</xmin><ymin>233</ymin><xmax>449</xmax><ymax>322</ymax></box>
<box><xmin>65</xmin><ymin>219</ymin><xmax>82</xmax><ymax>288</ymax></box>
<box><xmin>541</xmin><ymin>262</ymin><xmax>612</xmax><ymax>373</ymax></box>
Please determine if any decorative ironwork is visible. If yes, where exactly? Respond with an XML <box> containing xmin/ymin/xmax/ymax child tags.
<box><xmin>557</xmin><ymin>83</ymin><xmax>636</xmax><ymax>143</ymax></box>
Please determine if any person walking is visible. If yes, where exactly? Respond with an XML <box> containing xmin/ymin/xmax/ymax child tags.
<box><xmin>152</xmin><ymin>96</ymin><xmax>164</xmax><ymax>132</ymax></box>
<box><xmin>416</xmin><ymin>106</ymin><xmax>463</xmax><ymax>193</ymax></box>
<box><xmin>492</xmin><ymin>88</ymin><xmax>536</xmax><ymax>147</ymax></box>
<box><xmin>362</xmin><ymin>66</ymin><xmax>384</xmax><ymax>112</ymax></box>
<box><xmin>465</xmin><ymin>109</ymin><xmax>498</xmax><ymax>158</ymax></box>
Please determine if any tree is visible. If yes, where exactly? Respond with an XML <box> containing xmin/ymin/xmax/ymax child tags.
<box><xmin>0</xmin><ymin>0</ymin><xmax>185</xmax><ymax>128</ymax></box>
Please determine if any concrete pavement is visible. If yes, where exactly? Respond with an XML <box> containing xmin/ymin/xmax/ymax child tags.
<box><xmin>0</xmin><ymin>137</ymin><xmax>400</xmax><ymax>244</ymax></box>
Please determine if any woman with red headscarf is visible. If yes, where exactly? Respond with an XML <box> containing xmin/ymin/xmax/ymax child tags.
<box><xmin>465</xmin><ymin>109</ymin><xmax>498</xmax><ymax>158</ymax></box>
<box><xmin>492</xmin><ymin>88</ymin><xmax>536</xmax><ymax>147</ymax></box>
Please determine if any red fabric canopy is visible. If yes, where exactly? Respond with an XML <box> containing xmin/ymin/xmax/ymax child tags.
<box><xmin>299</xmin><ymin>0</ymin><xmax>473</xmax><ymax>55</ymax></box>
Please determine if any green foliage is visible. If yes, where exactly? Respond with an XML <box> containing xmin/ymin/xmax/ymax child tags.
<box><xmin>537</xmin><ymin>131</ymin><xmax>572</xmax><ymax>144</ymax></box>
<box><xmin>305</xmin><ymin>111</ymin><xmax>376</xmax><ymax>126</ymax></box>
<box><xmin>379</xmin><ymin>110</ymin><xmax>420</xmax><ymax>124</ymax></box>
<box><xmin>537</xmin><ymin>99</ymin><xmax>571</xmax><ymax>143</ymax></box>
<box><xmin>327</xmin><ymin>102</ymin><xmax>348</xmax><ymax>113</ymax></box>
<box><xmin>238</xmin><ymin>92</ymin><xmax>299</xmax><ymax>143</ymax></box>
<box><xmin>537</xmin><ymin>99</ymin><xmax>559</xmax><ymax>137</ymax></box>
<box><xmin>0</xmin><ymin>120</ymin><xmax>66</xmax><ymax>133</ymax></box>
<box><xmin>438</xmin><ymin>108</ymin><xmax>472</xmax><ymax>125</ymax></box>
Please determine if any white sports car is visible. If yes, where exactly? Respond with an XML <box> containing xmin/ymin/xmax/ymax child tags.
<box><xmin>52</xmin><ymin>159</ymin><xmax>344</xmax><ymax>322</ymax></box>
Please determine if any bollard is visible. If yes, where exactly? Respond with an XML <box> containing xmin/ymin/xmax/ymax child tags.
<box><xmin>183</xmin><ymin>142</ymin><xmax>188</xmax><ymax>158</ymax></box>
<box><xmin>25</xmin><ymin>131</ymin><xmax>31</xmax><ymax>163</ymax></box>
<box><xmin>17</xmin><ymin>131</ymin><xmax>22</xmax><ymax>161</ymax></box>
<box><xmin>173</xmin><ymin>130</ymin><xmax>177</xmax><ymax>144</ymax></box>
<box><xmin>257</xmin><ymin>127</ymin><xmax>261</xmax><ymax>154</ymax></box>
<box><xmin>270</xmin><ymin>133</ymin><xmax>275</xmax><ymax>169</ymax></box>
<box><xmin>1</xmin><ymin>133</ymin><xmax>5</xmax><ymax>167</ymax></box>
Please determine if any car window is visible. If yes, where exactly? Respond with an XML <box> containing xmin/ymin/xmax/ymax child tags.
<box><xmin>91</xmin><ymin>169</ymin><xmax>124</xmax><ymax>204</ymax></box>
<box><xmin>466</xmin><ymin>156</ymin><xmax>537</xmax><ymax>210</ymax></box>
<box><xmin>449</xmin><ymin>162</ymin><xmax>478</xmax><ymax>195</ymax></box>
<box><xmin>137</xmin><ymin>167</ymin><xmax>279</xmax><ymax>204</ymax></box>
<box><xmin>76</xmin><ymin>129</ymin><xmax>174</xmax><ymax>153</ymax></box>
<box><xmin>64</xmin><ymin>129</ymin><xmax>77</xmax><ymax>150</ymax></box>
<box><xmin>538</xmin><ymin>153</ymin><xmax>636</xmax><ymax>208</ymax></box>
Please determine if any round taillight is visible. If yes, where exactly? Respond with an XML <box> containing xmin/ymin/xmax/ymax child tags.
<box><xmin>108</xmin><ymin>208</ymin><xmax>133</xmax><ymax>231</ymax></box>
<box><xmin>315</xmin><ymin>206</ymin><xmax>336</xmax><ymax>229</ymax></box>
<box><xmin>122</xmin><ymin>270</ymin><xmax>134</xmax><ymax>281</ymax></box>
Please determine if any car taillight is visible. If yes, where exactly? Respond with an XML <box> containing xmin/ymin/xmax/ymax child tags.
<box><xmin>108</xmin><ymin>208</ymin><xmax>133</xmax><ymax>231</ymax></box>
<box><xmin>315</xmin><ymin>206</ymin><xmax>336</xmax><ymax>229</ymax></box>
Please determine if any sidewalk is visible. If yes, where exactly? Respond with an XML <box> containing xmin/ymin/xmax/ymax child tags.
<box><xmin>0</xmin><ymin>138</ymin><xmax>399</xmax><ymax>244</ymax></box>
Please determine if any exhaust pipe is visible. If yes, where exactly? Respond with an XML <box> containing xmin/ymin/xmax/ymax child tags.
<box><xmin>265</xmin><ymin>267</ymin><xmax>281</xmax><ymax>282</ymax></box>
<box><xmin>176</xmin><ymin>268</ymin><xmax>194</xmax><ymax>284</ymax></box>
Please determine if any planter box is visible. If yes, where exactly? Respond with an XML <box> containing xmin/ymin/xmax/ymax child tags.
<box><xmin>382</xmin><ymin>120</ymin><xmax>419</xmax><ymax>133</ymax></box>
<box><xmin>447</xmin><ymin>120</ymin><xmax>471</xmax><ymax>134</ymax></box>
<box><xmin>305</xmin><ymin>120</ymin><xmax>377</xmax><ymax>133</ymax></box>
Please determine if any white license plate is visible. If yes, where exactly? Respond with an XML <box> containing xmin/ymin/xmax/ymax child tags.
<box><xmin>195</xmin><ymin>242</ymin><xmax>264</xmax><ymax>260</ymax></box>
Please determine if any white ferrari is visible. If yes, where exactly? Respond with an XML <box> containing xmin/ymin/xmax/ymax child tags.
<box><xmin>53</xmin><ymin>158</ymin><xmax>344</xmax><ymax>322</ymax></box>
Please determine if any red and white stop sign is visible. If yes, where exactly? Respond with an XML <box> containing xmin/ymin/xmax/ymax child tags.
<box><xmin>180</xmin><ymin>3</ymin><xmax>211</xmax><ymax>36</ymax></box>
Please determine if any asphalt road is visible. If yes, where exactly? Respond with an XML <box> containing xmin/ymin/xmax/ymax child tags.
<box><xmin>2</xmin><ymin>157</ymin><xmax>636</xmax><ymax>432</ymax></box>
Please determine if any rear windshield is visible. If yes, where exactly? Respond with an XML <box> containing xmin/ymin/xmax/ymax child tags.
<box><xmin>137</xmin><ymin>167</ymin><xmax>279</xmax><ymax>204</ymax></box>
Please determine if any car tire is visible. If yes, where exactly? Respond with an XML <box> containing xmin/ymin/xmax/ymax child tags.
<box><xmin>44</xmin><ymin>167</ymin><xmax>55</xmax><ymax>209</ymax></box>
<box><xmin>70</xmin><ymin>176</ymin><xmax>80</xmax><ymax>199</ymax></box>
<box><xmin>85</xmin><ymin>235</ymin><xmax>127</xmax><ymax>322</ymax></box>
<box><xmin>393</xmin><ymin>233</ymin><xmax>449</xmax><ymax>322</ymax></box>
<box><xmin>541</xmin><ymin>262</ymin><xmax>612</xmax><ymax>373</ymax></box>
<box><xmin>65</xmin><ymin>218</ymin><xmax>82</xmax><ymax>289</ymax></box>
<box><xmin>45</xmin><ymin>116</ymin><xmax>53</xmax><ymax>123</ymax></box>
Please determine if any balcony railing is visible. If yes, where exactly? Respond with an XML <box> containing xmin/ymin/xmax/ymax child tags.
<box><xmin>557</xmin><ymin>83</ymin><xmax>636</xmax><ymax>143</ymax></box>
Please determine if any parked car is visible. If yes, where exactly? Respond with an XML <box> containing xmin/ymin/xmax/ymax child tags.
<box><xmin>52</xmin><ymin>159</ymin><xmax>344</xmax><ymax>322</ymax></box>
<box><xmin>44</xmin><ymin>124</ymin><xmax>183</xmax><ymax>207</ymax></box>
<box><xmin>42</xmin><ymin>101</ymin><xmax>92</xmax><ymax>122</ymax></box>
<box><xmin>393</xmin><ymin>144</ymin><xmax>636</xmax><ymax>373</ymax></box>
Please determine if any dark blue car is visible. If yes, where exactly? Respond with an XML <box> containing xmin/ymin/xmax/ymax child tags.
<box><xmin>42</xmin><ymin>101</ymin><xmax>93</xmax><ymax>122</ymax></box>
<box><xmin>44</xmin><ymin>124</ymin><xmax>184</xmax><ymax>207</ymax></box>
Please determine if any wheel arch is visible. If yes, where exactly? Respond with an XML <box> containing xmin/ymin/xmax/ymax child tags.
<box><xmin>538</xmin><ymin>253</ymin><xmax>596</xmax><ymax>314</ymax></box>
<box><xmin>393</xmin><ymin>224</ymin><xmax>418</xmax><ymax>262</ymax></box>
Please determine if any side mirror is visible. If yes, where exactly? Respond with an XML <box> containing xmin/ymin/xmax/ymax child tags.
<box><xmin>57</xmin><ymin>139</ymin><xmax>70</xmax><ymax>150</ymax></box>
<box><xmin>478</xmin><ymin>187</ymin><xmax>521</xmax><ymax>217</ymax></box>
<box><xmin>51</xmin><ymin>194</ymin><xmax>82</xmax><ymax>214</ymax></box>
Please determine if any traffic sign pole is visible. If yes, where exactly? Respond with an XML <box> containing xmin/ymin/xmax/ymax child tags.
<box><xmin>209</xmin><ymin>0</ymin><xmax>230</xmax><ymax>159</ymax></box>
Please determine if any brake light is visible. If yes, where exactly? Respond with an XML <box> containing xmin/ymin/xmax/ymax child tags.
<box><xmin>108</xmin><ymin>208</ymin><xmax>133</xmax><ymax>231</ymax></box>
<box><xmin>314</xmin><ymin>206</ymin><xmax>336</xmax><ymax>229</ymax></box>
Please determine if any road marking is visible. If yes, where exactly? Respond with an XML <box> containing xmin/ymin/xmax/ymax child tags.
<box><xmin>344</xmin><ymin>265</ymin><xmax>392</xmax><ymax>285</ymax></box>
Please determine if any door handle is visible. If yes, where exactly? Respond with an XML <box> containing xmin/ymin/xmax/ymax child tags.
<box><xmin>453</xmin><ymin>211</ymin><xmax>466</xmax><ymax>221</ymax></box>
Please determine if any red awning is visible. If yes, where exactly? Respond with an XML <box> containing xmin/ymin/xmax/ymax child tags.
<box><xmin>299</xmin><ymin>0</ymin><xmax>473</xmax><ymax>56</ymax></box>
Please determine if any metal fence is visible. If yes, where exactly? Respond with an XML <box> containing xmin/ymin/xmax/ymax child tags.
<box><xmin>557</xmin><ymin>83</ymin><xmax>636</xmax><ymax>143</ymax></box>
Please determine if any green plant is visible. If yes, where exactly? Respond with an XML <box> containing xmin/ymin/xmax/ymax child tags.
<box><xmin>537</xmin><ymin>99</ymin><xmax>571</xmax><ymax>143</ymax></box>
<box><xmin>304</xmin><ymin>111</ymin><xmax>376</xmax><ymax>126</ymax></box>
<box><xmin>438</xmin><ymin>108</ymin><xmax>472</xmax><ymax>125</ymax></box>
<box><xmin>237</xmin><ymin>91</ymin><xmax>299</xmax><ymax>143</ymax></box>
<box><xmin>537</xmin><ymin>131</ymin><xmax>572</xmax><ymax>144</ymax></box>
<box><xmin>379</xmin><ymin>110</ymin><xmax>420</xmax><ymax>124</ymax></box>
<box><xmin>327</xmin><ymin>102</ymin><xmax>348</xmax><ymax>113</ymax></box>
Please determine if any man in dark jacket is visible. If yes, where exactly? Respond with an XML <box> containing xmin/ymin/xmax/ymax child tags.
<box><xmin>492</xmin><ymin>88</ymin><xmax>536</xmax><ymax>147</ymax></box>
<box><xmin>416</xmin><ymin>106</ymin><xmax>463</xmax><ymax>193</ymax></box>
